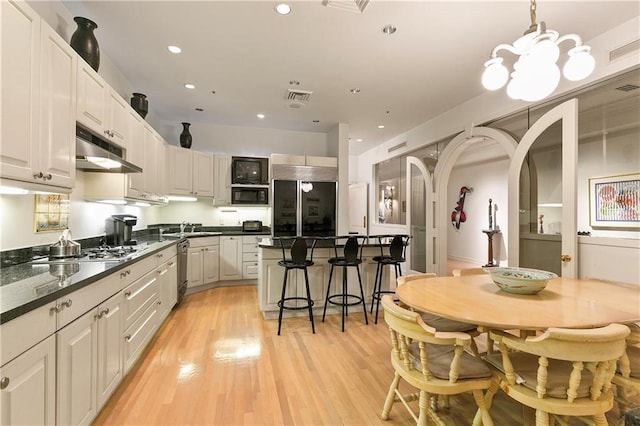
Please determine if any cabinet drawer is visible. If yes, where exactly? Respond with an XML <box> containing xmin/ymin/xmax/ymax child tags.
<box><xmin>188</xmin><ymin>236</ymin><xmax>219</xmax><ymax>248</ymax></box>
<box><xmin>242</xmin><ymin>235</ymin><xmax>261</xmax><ymax>247</ymax></box>
<box><xmin>119</xmin><ymin>255</ymin><xmax>156</xmax><ymax>288</ymax></box>
<box><xmin>154</xmin><ymin>245</ymin><xmax>177</xmax><ymax>263</ymax></box>
<box><xmin>122</xmin><ymin>301</ymin><xmax>159</xmax><ymax>373</ymax></box>
<box><xmin>243</xmin><ymin>262</ymin><xmax>259</xmax><ymax>279</ymax></box>
<box><xmin>0</xmin><ymin>303</ymin><xmax>56</xmax><ymax>367</ymax></box>
<box><xmin>56</xmin><ymin>273</ymin><xmax>120</xmax><ymax>329</ymax></box>
<box><xmin>243</xmin><ymin>251</ymin><xmax>259</xmax><ymax>262</ymax></box>
<box><xmin>122</xmin><ymin>269</ymin><xmax>158</xmax><ymax>330</ymax></box>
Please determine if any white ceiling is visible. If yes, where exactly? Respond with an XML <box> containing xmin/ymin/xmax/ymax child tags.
<box><xmin>60</xmin><ymin>1</ymin><xmax>640</xmax><ymax>155</ymax></box>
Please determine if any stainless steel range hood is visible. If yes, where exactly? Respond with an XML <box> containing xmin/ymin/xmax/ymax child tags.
<box><xmin>75</xmin><ymin>126</ymin><xmax>142</xmax><ymax>173</ymax></box>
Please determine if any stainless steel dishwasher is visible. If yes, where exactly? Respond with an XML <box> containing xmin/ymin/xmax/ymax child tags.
<box><xmin>177</xmin><ymin>239</ymin><xmax>189</xmax><ymax>304</ymax></box>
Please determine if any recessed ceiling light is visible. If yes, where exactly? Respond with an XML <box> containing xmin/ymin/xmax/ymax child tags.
<box><xmin>378</xmin><ymin>125</ymin><xmax>385</xmax><ymax>129</ymax></box>
<box><xmin>184</xmin><ymin>83</ymin><xmax>195</xmax><ymax>89</ymax></box>
<box><xmin>312</xmin><ymin>120</ymin><xmax>320</xmax><ymax>123</ymax></box>
<box><xmin>195</xmin><ymin>108</ymin><xmax>203</xmax><ymax>112</ymax></box>
<box><xmin>275</xmin><ymin>3</ymin><xmax>291</xmax><ymax>15</ymax></box>
<box><xmin>257</xmin><ymin>113</ymin><xmax>265</xmax><ymax>119</ymax></box>
<box><xmin>211</xmin><ymin>90</ymin><xmax>216</xmax><ymax>94</ymax></box>
<box><xmin>167</xmin><ymin>45</ymin><xmax>182</xmax><ymax>54</ymax></box>
<box><xmin>350</xmin><ymin>88</ymin><xmax>360</xmax><ymax>94</ymax></box>
<box><xmin>356</xmin><ymin>138</ymin><xmax>363</xmax><ymax>142</ymax></box>
<box><xmin>382</xmin><ymin>25</ymin><xmax>397</xmax><ymax>35</ymax></box>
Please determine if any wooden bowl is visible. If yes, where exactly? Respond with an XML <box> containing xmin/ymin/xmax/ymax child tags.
<box><xmin>484</xmin><ymin>267</ymin><xmax>557</xmax><ymax>295</ymax></box>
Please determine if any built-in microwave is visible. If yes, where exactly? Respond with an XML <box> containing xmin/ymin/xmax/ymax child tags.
<box><xmin>231</xmin><ymin>187</ymin><xmax>269</xmax><ymax>205</ymax></box>
<box><xmin>231</xmin><ymin>156</ymin><xmax>269</xmax><ymax>185</ymax></box>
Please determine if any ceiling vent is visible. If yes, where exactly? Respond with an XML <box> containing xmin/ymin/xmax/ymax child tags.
<box><xmin>615</xmin><ymin>84</ymin><xmax>639</xmax><ymax>92</ymax></box>
<box><xmin>609</xmin><ymin>39</ymin><xmax>640</xmax><ymax>62</ymax></box>
<box><xmin>286</xmin><ymin>89</ymin><xmax>313</xmax><ymax>109</ymax></box>
<box><xmin>322</xmin><ymin>0</ymin><xmax>370</xmax><ymax>14</ymax></box>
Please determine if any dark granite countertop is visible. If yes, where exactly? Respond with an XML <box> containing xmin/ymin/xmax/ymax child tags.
<box><xmin>0</xmin><ymin>227</ymin><xmax>272</xmax><ymax>325</ymax></box>
<box><xmin>0</xmin><ymin>236</ymin><xmax>179</xmax><ymax>325</ymax></box>
<box><xmin>258</xmin><ymin>235</ymin><xmax>392</xmax><ymax>249</ymax></box>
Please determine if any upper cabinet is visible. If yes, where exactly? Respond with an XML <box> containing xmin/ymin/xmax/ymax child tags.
<box><xmin>167</xmin><ymin>146</ymin><xmax>214</xmax><ymax>197</ymax></box>
<box><xmin>0</xmin><ymin>0</ymin><xmax>77</xmax><ymax>191</ymax></box>
<box><xmin>214</xmin><ymin>155</ymin><xmax>232</xmax><ymax>205</ymax></box>
<box><xmin>76</xmin><ymin>60</ymin><xmax>128</xmax><ymax>150</ymax></box>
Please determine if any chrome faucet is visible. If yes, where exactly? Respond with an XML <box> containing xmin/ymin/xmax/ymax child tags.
<box><xmin>180</xmin><ymin>221</ymin><xmax>190</xmax><ymax>234</ymax></box>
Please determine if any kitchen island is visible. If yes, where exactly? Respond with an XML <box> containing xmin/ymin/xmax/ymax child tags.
<box><xmin>257</xmin><ymin>237</ymin><xmax>394</xmax><ymax>320</ymax></box>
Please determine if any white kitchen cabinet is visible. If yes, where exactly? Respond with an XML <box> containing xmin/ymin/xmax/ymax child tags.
<box><xmin>76</xmin><ymin>60</ymin><xmax>107</xmax><ymax>137</ymax></box>
<box><xmin>122</xmin><ymin>269</ymin><xmax>159</xmax><ymax>330</ymax></box>
<box><xmin>157</xmin><ymin>254</ymin><xmax>178</xmax><ymax>320</ymax></box>
<box><xmin>77</xmin><ymin>60</ymin><xmax>128</xmax><ymax>150</ymax></box>
<box><xmin>187</xmin><ymin>237</ymin><xmax>219</xmax><ymax>288</ymax></box>
<box><xmin>1</xmin><ymin>0</ymin><xmax>76</xmax><ymax>191</ymax></box>
<box><xmin>56</xmin><ymin>307</ymin><xmax>98</xmax><ymax>426</ymax></box>
<box><xmin>242</xmin><ymin>235</ymin><xmax>260</xmax><ymax>279</ymax></box>
<box><xmin>126</xmin><ymin>107</ymin><xmax>145</xmax><ymax>167</ymax></box>
<box><xmin>56</xmin><ymin>278</ymin><xmax>124</xmax><ymax>425</ymax></box>
<box><xmin>0</xmin><ymin>334</ymin><xmax>56</xmax><ymax>426</ymax></box>
<box><xmin>168</xmin><ymin>146</ymin><xmax>214</xmax><ymax>197</ymax></box>
<box><xmin>95</xmin><ymin>292</ymin><xmax>124</xmax><ymax>411</ymax></box>
<box><xmin>219</xmin><ymin>236</ymin><xmax>243</xmax><ymax>281</ymax></box>
<box><xmin>123</xmin><ymin>301</ymin><xmax>159</xmax><ymax>374</ymax></box>
<box><xmin>213</xmin><ymin>155</ymin><xmax>232</xmax><ymax>205</ymax></box>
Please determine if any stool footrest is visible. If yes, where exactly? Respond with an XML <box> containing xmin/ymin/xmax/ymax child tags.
<box><xmin>371</xmin><ymin>290</ymin><xmax>396</xmax><ymax>301</ymax></box>
<box><xmin>327</xmin><ymin>294</ymin><xmax>365</xmax><ymax>307</ymax></box>
<box><xmin>278</xmin><ymin>297</ymin><xmax>314</xmax><ymax>310</ymax></box>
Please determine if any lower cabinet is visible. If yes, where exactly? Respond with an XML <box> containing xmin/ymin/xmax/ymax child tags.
<box><xmin>56</xmin><ymin>291</ymin><xmax>124</xmax><ymax>426</ymax></box>
<box><xmin>187</xmin><ymin>237</ymin><xmax>219</xmax><ymax>288</ymax></box>
<box><xmin>219</xmin><ymin>236</ymin><xmax>243</xmax><ymax>281</ymax></box>
<box><xmin>0</xmin><ymin>244</ymin><xmax>179</xmax><ymax>426</ymax></box>
<box><xmin>0</xmin><ymin>335</ymin><xmax>56</xmax><ymax>425</ymax></box>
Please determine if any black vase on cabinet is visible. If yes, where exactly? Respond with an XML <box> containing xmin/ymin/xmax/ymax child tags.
<box><xmin>130</xmin><ymin>93</ymin><xmax>148</xmax><ymax>119</ymax></box>
<box><xmin>70</xmin><ymin>17</ymin><xmax>100</xmax><ymax>72</ymax></box>
<box><xmin>180</xmin><ymin>122</ymin><xmax>192</xmax><ymax>149</ymax></box>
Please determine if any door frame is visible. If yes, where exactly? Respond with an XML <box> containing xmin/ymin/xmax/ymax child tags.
<box><xmin>405</xmin><ymin>156</ymin><xmax>433</xmax><ymax>273</ymax></box>
<box><xmin>433</xmin><ymin>126</ymin><xmax>518</xmax><ymax>276</ymax></box>
<box><xmin>507</xmin><ymin>99</ymin><xmax>579</xmax><ymax>277</ymax></box>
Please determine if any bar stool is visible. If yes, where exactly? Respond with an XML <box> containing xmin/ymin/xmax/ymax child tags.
<box><xmin>321</xmin><ymin>235</ymin><xmax>369</xmax><ymax>332</ymax></box>
<box><xmin>274</xmin><ymin>236</ymin><xmax>317</xmax><ymax>335</ymax></box>
<box><xmin>370</xmin><ymin>234</ymin><xmax>410</xmax><ymax>324</ymax></box>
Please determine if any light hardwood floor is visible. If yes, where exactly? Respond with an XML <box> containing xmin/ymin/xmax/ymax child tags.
<box><xmin>94</xmin><ymin>285</ymin><xmax>635</xmax><ymax>425</ymax></box>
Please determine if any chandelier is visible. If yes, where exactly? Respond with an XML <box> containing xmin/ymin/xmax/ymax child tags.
<box><xmin>481</xmin><ymin>0</ymin><xmax>595</xmax><ymax>102</ymax></box>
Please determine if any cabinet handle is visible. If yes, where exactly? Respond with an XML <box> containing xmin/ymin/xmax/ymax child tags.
<box><xmin>168</xmin><ymin>261</ymin><xmax>174</xmax><ymax>266</ymax></box>
<box><xmin>33</xmin><ymin>172</ymin><xmax>43</xmax><ymax>179</ymax></box>
<box><xmin>124</xmin><ymin>334</ymin><xmax>132</xmax><ymax>342</ymax></box>
<box><xmin>61</xmin><ymin>299</ymin><xmax>72</xmax><ymax>308</ymax></box>
<box><xmin>50</xmin><ymin>304</ymin><xmax>60</xmax><ymax>314</ymax></box>
<box><xmin>156</xmin><ymin>253</ymin><xmax>163</xmax><ymax>258</ymax></box>
<box><xmin>124</xmin><ymin>291</ymin><xmax>132</xmax><ymax>297</ymax></box>
<box><xmin>96</xmin><ymin>308</ymin><xmax>108</xmax><ymax>319</ymax></box>
<box><xmin>45</xmin><ymin>173</ymin><xmax>52</xmax><ymax>180</ymax></box>
<box><xmin>0</xmin><ymin>377</ymin><xmax>9</xmax><ymax>389</ymax></box>
<box><xmin>157</xmin><ymin>300</ymin><xmax>162</xmax><ymax>305</ymax></box>
<box><xmin>120</xmin><ymin>271</ymin><xmax>127</xmax><ymax>278</ymax></box>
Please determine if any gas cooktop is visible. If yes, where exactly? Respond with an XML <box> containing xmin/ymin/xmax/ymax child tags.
<box><xmin>32</xmin><ymin>245</ymin><xmax>145</xmax><ymax>264</ymax></box>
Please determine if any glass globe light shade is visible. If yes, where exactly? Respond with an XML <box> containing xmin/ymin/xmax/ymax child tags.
<box><xmin>506</xmin><ymin>72</ymin><xmax>524</xmax><ymax>100</ymax></box>
<box><xmin>520</xmin><ymin>63</ymin><xmax>560</xmax><ymax>102</ymax></box>
<box><xmin>563</xmin><ymin>46</ymin><xmax>595</xmax><ymax>81</ymax></box>
<box><xmin>528</xmin><ymin>38</ymin><xmax>560</xmax><ymax>64</ymax></box>
<box><xmin>482</xmin><ymin>58</ymin><xmax>509</xmax><ymax>90</ymax></box>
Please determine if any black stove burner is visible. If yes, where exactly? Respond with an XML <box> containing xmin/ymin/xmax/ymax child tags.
<box><xmin>32</xmin><ymin>245</ymin><xmax>142</xmax><ymax>264</ymax></box>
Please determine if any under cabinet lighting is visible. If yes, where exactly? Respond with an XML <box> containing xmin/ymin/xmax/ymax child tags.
<box><xmin>0</xmin><ymin>186</ymin><xmax>29</xmax><ymax>194</ymax></box>
<box><xmin>97</xmin><ymin>199</ymin><xmax>127</xmax><ymax>205</ymax></box>
<box><xmin>134</xmin><ymin>202</ymin><xmax>151</xmax><ymax>207</ymax></box>
<box><xmin>86</xmin><ymin>156</ymin><xmax>122</xmax><ymax>169</ymax></box>
<box><xmin>168</xmin><ymin>196</ymin><xmax>197</xmax><ymax>202</ymax></box>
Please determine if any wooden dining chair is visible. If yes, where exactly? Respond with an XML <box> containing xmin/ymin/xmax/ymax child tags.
<box><xmin>380</xmin><ymin>295</ymin><xmax>495</xmax><ymax>426</ymax></box>
<box><xmin>481</xmin><ymin>324</ymin><xmax>630</xmax><ymax>426</ymax></box>
<box><xmin>613</xmin><ymin>322</ymin><xmax>640</xmax><ymax>414</ymax></box>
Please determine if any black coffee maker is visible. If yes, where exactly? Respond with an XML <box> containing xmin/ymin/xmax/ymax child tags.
<box><xmin>105</xmin><ymin>214</ymin><xmax>138</xmax><ymax>246</ymax></box>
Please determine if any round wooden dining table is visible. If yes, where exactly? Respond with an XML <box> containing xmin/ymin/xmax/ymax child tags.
<box><xmin>395</xmin><ymin>274</ymin><xmax>640</xmax><ymax>331</ymax></box>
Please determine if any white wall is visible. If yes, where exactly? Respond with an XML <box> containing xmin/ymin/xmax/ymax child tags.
<box><xmin>448</xmin><ymin>153</ymin><xmax>510</xmax><ymax>265</ymax></box>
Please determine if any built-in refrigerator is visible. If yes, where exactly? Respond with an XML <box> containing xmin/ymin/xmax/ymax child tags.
<box><xmin>271</xmin><ymin>162</ymin><xmax>338</xmax><ymax>237</ymax></box>
<box><xmin>272</xmin><ymin>180</ymin><xmax>337</xmax><ymax>237</ymax></box>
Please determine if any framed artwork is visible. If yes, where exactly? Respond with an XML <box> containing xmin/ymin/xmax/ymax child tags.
<box><xmin>589</xmin><ymin>173</ymin><xmax>639</xmax><ymax>228</ymax></box>
<box><xmin>34</xmin><ymin>194</ymin><xmax>70</xmax><ymax>232</ymax></box>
